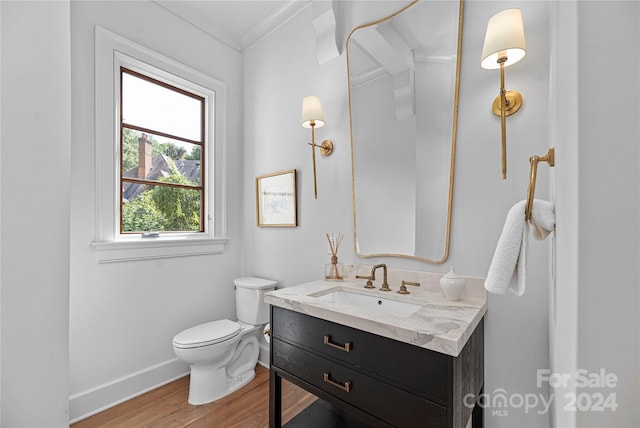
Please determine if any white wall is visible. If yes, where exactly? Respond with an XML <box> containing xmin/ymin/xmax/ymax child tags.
<box><xmin>575</xmin><ymin>5</ymin><xmax>640</xmax><ymax>425</ymax></box>
<box><xmin>0</xmin><ymin>1</ymin><xmax>71</xmax><ymax>426</ymax></box>
<box><xmin>243</xmin><ymin>2</ymin><xmax>551</xmax><ymax>427</ymax></box>
<box><xmin>68</xmin><ymin>1</ymin><xmax>243</xmax><ymax>421</ymax></box>
<box><xmin>552</xmin><ymin>2</ymin><xmax>640</xmax><ymax>427</ymax></box>
<box><xmin>1</xmin><ymin>2</ymin><xmax>3</xmax><ymax>422</ymax></box>
<box><xmin>548</xmin><ymin>1</ymin><xmax>578</xmax><ymax>426</ymax></box>
<box><xmin>2</xmin><ymin>1</ymin><xmax>634</xmax><ymax>426</ymax></box>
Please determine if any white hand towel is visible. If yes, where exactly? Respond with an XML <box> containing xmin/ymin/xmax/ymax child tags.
<box><xmin>484</xmin><ymin>199</ymin><xmax>556</xmax><ymax>296</ymax></box>
<box><xmin>530</xmin><ymin>199</ymin><xmax>555</xmax><ymax>240</ymax></box>
<box><xmin>484</xmin><ymin>201</ymin><xmax>527</xmax><ymax>295</ymax></box>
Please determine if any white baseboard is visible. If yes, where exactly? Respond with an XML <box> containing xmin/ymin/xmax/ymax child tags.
<box><xmin>69</xmin><ymin>358</ymin><xmax>189</xmax><ymax>423</ymax></box>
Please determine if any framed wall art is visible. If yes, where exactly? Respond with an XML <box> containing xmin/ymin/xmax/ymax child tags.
<box><xmin>256</xmin><ymin>169</ymin><xmax>297</xmax><ymax>227</ymax></box>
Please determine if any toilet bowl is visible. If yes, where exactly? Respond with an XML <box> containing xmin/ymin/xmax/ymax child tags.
<box><xmin>172</xmin><ymin>277</ymin><xmax>277</xmax><ymax>405</ymax></box>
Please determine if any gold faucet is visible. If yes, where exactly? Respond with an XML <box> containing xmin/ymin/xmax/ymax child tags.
<box><xmin>356</xmin><ymin>264</ymin><xmax>390</xmax><ymax>291</ymax></box>
<box><xmin>373</xmin><ymin>264</ymin><xmax>391</xmax><ymax>291</ymax></box>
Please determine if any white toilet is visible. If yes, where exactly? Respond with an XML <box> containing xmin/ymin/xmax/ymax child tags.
<box><xmin>172</xmin><ymin>276</ymin><xmax>277</xmax><ymax>405</ymax></box>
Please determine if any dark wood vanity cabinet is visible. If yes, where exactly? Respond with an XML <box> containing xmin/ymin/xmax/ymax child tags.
<box><xmin>269</xmin><ymin>306</ymin><xmax>484</xmax><ymax>428</ymax></box>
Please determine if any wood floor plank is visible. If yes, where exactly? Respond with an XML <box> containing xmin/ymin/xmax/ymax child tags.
<box><xmin>71</xmin><ymin>365</ymin><xmax>315</xmax><ymax>428</ymax></box>
<box><xmin>72</xmin><ymin>377</ymin><xmax>190</xmax><ymax>428</ymax></box>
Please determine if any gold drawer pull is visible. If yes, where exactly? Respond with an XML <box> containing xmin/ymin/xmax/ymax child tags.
<box><xmin>323</xmin><ymin>372</ymin><xmax>352</xmax><ymax>392</ymax></box>
<box><xmin>323</xmin><ymin>335</ymin><xmax>352</xmax><ymax>352</ymax></box>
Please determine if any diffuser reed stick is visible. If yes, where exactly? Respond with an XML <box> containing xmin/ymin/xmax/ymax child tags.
<box><xmin>325</xmin><ymin>232</ymin><xmax>344</xmax><ymax>280</ymax></box>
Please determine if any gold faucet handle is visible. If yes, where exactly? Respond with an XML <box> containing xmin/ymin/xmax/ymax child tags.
<box><xmin>397</xmin><ymin>280</ymin><xmax>420</xmax><ymax>295</ymax></box>
<box><xmin>402</xmin><ymin>280</ymin><xmax>420</xmax><ymax>287</ymax></box>
<box><xmin>356</xmin><ymin>275</ymin><xmax>375</xmax><ymax>289</ymax></box>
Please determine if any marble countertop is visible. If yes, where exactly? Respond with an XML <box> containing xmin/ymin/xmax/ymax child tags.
<box><xmin>265</xmin><ymin>268</ymin><xmax>487</xmax><ymax>357</ymax></box>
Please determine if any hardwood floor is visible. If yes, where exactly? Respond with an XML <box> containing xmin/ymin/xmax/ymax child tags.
<box><xmin>71</xmin><ymin>365</ymin><xmax>315</xmax><ymax>428</ymax></box>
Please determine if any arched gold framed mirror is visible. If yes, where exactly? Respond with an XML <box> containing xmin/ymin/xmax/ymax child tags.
<box><xmin>347</xmin><ymin>0</ymin><xmax>464</xmax><ymax>263</ymax></box>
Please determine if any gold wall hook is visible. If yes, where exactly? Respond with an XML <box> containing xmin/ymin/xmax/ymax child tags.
<box><xmin>525</xmin><ymin>147</ymin><xmax>555</xmax><ymax>221</ymax></box>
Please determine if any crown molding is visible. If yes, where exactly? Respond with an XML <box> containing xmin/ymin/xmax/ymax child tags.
<box><xmin>152</xmin><ymin>0</ymin><xmax>309</xmax><ymax>52</ymax></box>
<box><xmin>241</xmin><ymin>1</ymin><xmax>309</xmax><ymax>50</ymax></box>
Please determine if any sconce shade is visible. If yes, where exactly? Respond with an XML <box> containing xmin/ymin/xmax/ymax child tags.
<box><xmin>301</xmin><ymin>95</ymin><xmax>325</xmax><ymax>128</ymax></box>
<box><xmin>480</xmin><ymin>8</ymin><xmax>526</xmax><ymax>70</ymax></box>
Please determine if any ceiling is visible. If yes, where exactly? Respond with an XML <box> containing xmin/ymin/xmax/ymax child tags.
<box><xmin>151</xmin><ymin>0</ymin><xmax>308</xmax><ymax>51</ymax></box>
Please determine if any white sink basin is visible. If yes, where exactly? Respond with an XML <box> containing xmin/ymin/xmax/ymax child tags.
<box><xmin>316</xmin><ymin>289</ymin><xmax>422</xmax><ymax>318</ymax></box>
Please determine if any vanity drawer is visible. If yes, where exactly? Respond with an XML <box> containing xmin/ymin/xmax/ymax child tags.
<box><xmin>271</xmin><ymin>306</ymin><xmax>449</xmax><ymax>403</ymax></box>
<box><xmin>273</xmin><ymin>338</ymin><xmax>447</xmax><ymax>428</ymax></box>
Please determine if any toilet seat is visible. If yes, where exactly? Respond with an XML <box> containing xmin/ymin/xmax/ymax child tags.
<box><xmin>173</xmin><ymin>319</ymin><xmax>241</xmax><ymax>349</ymax></box>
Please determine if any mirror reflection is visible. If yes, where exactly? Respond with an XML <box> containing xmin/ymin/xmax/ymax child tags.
<box><xmin>347</xmin><ymin>0</ymin><xmax>463</xmax><ymax>263</ymax></box>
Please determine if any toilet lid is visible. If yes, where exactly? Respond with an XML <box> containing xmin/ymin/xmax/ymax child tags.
<box><xmin>173</xmin><ymin>319</ymin><xmax>241</xmax><ymax>349</ymax></box>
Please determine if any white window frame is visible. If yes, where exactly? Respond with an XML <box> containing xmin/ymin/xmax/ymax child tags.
<box><xmin>92</xmin><ymin>27</ymin><xmax>228</xmax><ymax>262</ymax></box>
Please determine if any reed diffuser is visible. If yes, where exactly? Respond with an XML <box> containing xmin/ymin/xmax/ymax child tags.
<box><xmin>325</xmin><ymin>232</ymin><xmax>344</xmax><ymax>281</ymax></box>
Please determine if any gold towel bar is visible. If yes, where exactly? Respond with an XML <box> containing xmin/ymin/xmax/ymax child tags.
<box><xmin>525</xmin><ymin>147</ymin><xmax>555</xmax><ymax>221</ymax></box>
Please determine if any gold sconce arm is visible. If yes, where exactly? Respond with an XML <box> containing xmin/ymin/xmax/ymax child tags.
<box><xmin>309</xmin><ymin>140</ymin><xmax>334</xmax><ymax>157</ymax></box>
<box><xmin>525</xmin><ymin>147</ymin><xmax>555</xmax><ymax>221</ymax></box>
<box><xmin>494</xmin><ymin>61</ymin><xmax>523</xmax><ymax>179</ymax></box>
<box><xmin>309</xmin><ymin>123</ymin><xmax>318</xmax><ymax>199</ymax></box>
<box><xmin>307</xmin><ymin>122</ymin><xmax>334</xmax><ymax>199</ymax></box>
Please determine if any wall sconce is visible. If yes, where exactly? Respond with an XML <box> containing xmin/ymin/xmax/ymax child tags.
<box><xmin>301</xmin><ymin>95</ymin><xmax>333</xmax><ymax>199</ymax></box>
<box><xmin>481</xmin><ymin>8</ymin><xmax>526</xmax><ymax>179</ymax></box>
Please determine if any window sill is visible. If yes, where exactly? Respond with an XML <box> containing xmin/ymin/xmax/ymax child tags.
<box><xmin>91</xmin><ymin>236</ymin><xmax>229</xmax><ymax>263</ymax></box>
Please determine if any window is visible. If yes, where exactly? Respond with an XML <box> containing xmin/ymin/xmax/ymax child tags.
<box><xmin>92</xmin><ymin>27</ymin><xmax>228</xmax><ymax>262</ymax></box>
<box><xmin>120</xmin><ymin>68</ymin><xmax>205</xmax><ymax>234</ymax></box>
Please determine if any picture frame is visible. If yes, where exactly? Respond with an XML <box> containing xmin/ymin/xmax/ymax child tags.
<box><xmin>256</xmin><ymin>169</ymin><xmax>297</xmax><ymax>227</ymax></box>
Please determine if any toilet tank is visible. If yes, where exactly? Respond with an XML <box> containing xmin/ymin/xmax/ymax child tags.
<box><xmin>234</xmin><ymin>277</ymin><xmax>277</xmax><ymax>325</ymax></box>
